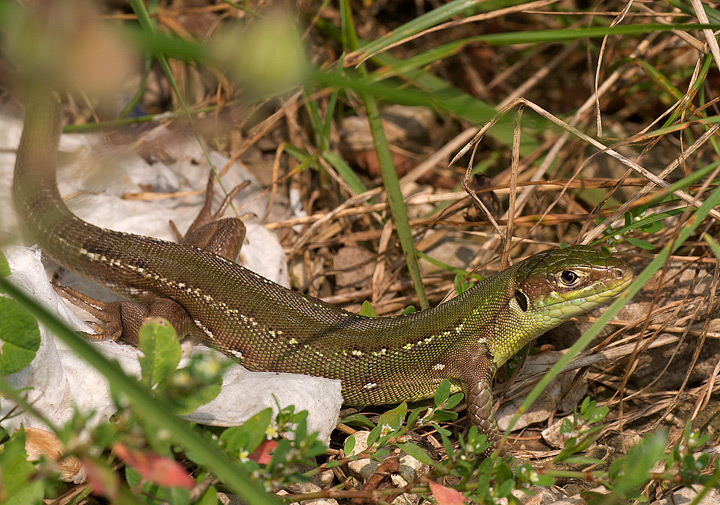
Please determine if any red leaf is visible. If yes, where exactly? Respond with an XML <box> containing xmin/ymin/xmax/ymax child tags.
<box><xmin>113</xmin><ymin>443</ymin><xmax>194</xmax><ymax>489</ymax></box>
<box><xmin>83</xmin><ymin>456</ymin><xmax>120</xmax><ymax>499</ymax></box>
<box><xmin>249</xmin><ymin>439</ymin><xmax>277</xmax><ymax>465</ymax></box>
<box><xmin>429</xmin><ymin>481</ymin><xmax>466</xmax><ymax>505</ymax></box>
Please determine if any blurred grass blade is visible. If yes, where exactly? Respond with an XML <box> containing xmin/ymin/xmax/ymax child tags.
<box><xmin>702</xmin><ymin>233</ymin><xmax>720</xmax><ymax>258</ymax></box>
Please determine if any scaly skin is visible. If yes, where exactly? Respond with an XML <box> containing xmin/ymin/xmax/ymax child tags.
<box><xmin>13</xmin><ymin>92</ymin><xmax>633</xmax><ymax>452</ymax></box>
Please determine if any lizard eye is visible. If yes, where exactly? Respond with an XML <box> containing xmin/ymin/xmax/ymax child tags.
<box><xmin>559</xmin><ymin>270</ymin><xmax>580</xmax><ymax>287</ymax></box>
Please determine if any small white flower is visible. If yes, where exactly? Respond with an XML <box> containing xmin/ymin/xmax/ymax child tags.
<box><xmin>196</xmin><ymin>357</ymin><xmax>222</xmax><ymax>376</ymax></box>
<box><xmin>265</xmin><ymin>424</ymin><xmax>278</xmax><ymax>439</ymax></box>
<box><xmin>529</xmin><ymin>470</ymin><xmax>540</xmax><ymax>483</ymax></box>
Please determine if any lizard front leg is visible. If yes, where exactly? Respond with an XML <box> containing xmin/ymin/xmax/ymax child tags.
<box><xmin>461</xmin><ymin>351</ymin><xmax>505</xmax><ymax>456</ymax></box>
<box><xmin>466</xmin><ymin>375</ymin><xmax>504</xmax><ymax>456</ymax></box>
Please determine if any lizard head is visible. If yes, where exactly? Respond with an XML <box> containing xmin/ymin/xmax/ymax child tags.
<box><xmin>490</xmin><ymin>245</ymin><xmax>633</xmax><ymax>366</ymax></box>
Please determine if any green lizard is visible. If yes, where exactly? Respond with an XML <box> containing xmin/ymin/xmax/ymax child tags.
<box><xmin>13</xmin><ymin>91</ymin><xmax>633</xmax><ymax>452</ymax></box>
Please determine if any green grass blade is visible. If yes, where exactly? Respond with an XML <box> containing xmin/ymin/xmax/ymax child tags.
<box><xmin>340</xmin><ymin>0</ymin><xmax>428</xmax><ymax>309</ymax></box>
<box><xmin>363</xmin><ymin>88</ymin><xmax>429</xmax><ymax>309</ymax></box>
<box><xmin>323</xmin><ymin>151</ymin><xmax>368</xmax><ymax>196</ymax></box>
<box><xmin>478</xmin><ymin>23</ymin><xmax>720</xmax><ymax>45</ymax></box>
<box><xmin>703</xmin><ymin>233</ymin><xmax>720</xmax><ymax>259</ymax></box>
<box><xmin>666</xmin><ymin>0</ymin><xmax>720</xmax><ymax>24</ymax></box>
<box><xmin>348</xmin><ymin>0</ymin><xmax>481</xmax><ymax>64</ymax></box>
<box><xmin>647</xmin><ymin>160</ymin><xmax>720</xmax><ymax>207</ymax></box>
<box><xmin>416</xmin><ymin>251</ymin><xmax>485</xmax><ymax>281</ymax></box>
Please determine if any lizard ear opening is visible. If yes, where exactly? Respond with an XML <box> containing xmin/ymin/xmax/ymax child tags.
<box><xmin>514</xmin><ymin>290</ymin><xmax>528</xmax><ymax>312</ymax></box>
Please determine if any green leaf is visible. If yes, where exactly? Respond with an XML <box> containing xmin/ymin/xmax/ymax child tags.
<box><xmin>626</xmin><ymin>237</ymin><xmax>656</xmax><ymax>250</ymax></box>
<box><xmin>156</xmin><ymin>352</ymin><xmax>227</xmax><ymax>415</ymax></box>
<box><xmin>453</xmin><ymin>273</ymin><xmax>475</xmax><ymax>295</ymax></box>
<box><xmin>0</xmin><ymin>428</ymin><xmax>44</xmax><ymax>505</ymax></box>
<box><xmin>612</xmin><ymin>431</ymin><xmax>667</xmax><ymax>498</ymax></box>
<box><xmin>343</xmin><ymin>435</ymin><xmax>356</xmax><ymax>455</ymax></box>
<box><xmin>579</xmin><ymin>397</ymin><xmax>593</xmax><ymax>417</ymax></box>
<box><xmin>534</xmin><ymin>474</ymin><xmax>555</xmax><ymax>487</ymax></box>
<box><xmin>377</xmin><ymin>402</ymin><xmax>407</xmax><ymax>432</ymax></box>
<box><xmin>496</xmin><ymin>477</ymin><xmax>515</xmax><ymax>497</ymax></box>
<box><xmin>0</xmin><ymin>251</ymin><xmax>9</xmax><ymax>277</ymax></box>
<box><xmin>220</xmin><ymin>408</ymin><xmax>274</xmax><ymax>457</ymax></box>
<box><xmin>406</xmin><ymin>407</ymin><xmax>422</xmax><ymax>428</ymax></box>
<box><xmin>138</xmin><ymin>317</ymin><xmax>182</xmax><ymax>387</ymax></box>
<box><xmin>163</xmin><ymin>380</ymin><xmax>222</xmax><ymax>416</ymax></box>
<box><xmin>195</xmin><ymin>484</ymin><xmax>218</xmax><ymax>505</ymax></box>
<box><xmin>166</xmin><ymin>487</ymin><xmax>191</xmax><ymax>505</ymax></box>
<box><xmin>0</xmin><ymin>297</ymin><xmax>41</xmax><ymax>375</ymax></box>
<box><xmin>269</xmin><ymin>439</ymin><xmax>292</xmax><ymax>468</ymax></box>
<box><xmin>434</xmin><ymin>379</ymin><xmax>451</xmax><ymax>407</ymax></box>
<box><xmin>430</xmin><ymin>410</ymin><xmax>458</xmax><ymax>423</ymax></box>
<box><xmin>439</xmin><ymin>429</ymin><xmax>454</xmax><ymax>458</ymax></box>
<box><xmin>295</xmin><ymin>415</ymin><xmax>307</xmax><ymax>444</ymax></box>
<box><xmin>399</xmin><ymin>305</ymin><xmax>416</xmax><ymax>315</ymax></box>
<box><xmin>359</xmin><ymin>301</ymin><xmax>377</xmax><ymax>318</ymax></box>
<box><xmin>444</xmin><ymin>392</ymin><xmax>464</xmax><ymax>410</ymax></box>
<box><xmin>559</xmin><ymin>418</ymin><xmax>574</xmax><ymax>434</ymax></box>
<box><xmin>341</xmin><ymin>413</ymin><xmax>375</xmax><ymax>429</ymax></box>
<box><xmin>367</xmin><ymin>425</ymin><xmax>381</xmax><ymax>448</ymax></box>
<box><xmin>639</xmin><ymin>220</ymin><xmax>663</xmax><ymax>233</ymax></box>
<box><xmin>397</xmin><ymin>442</ymin><xmax>434</xmax><ymax>466</ymax></box>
